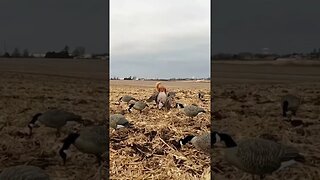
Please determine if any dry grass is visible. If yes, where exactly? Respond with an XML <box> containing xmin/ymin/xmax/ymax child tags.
<box><xmin>109</xmin><ymin>81</ymin><xmax>210</xmax><ymax>179</ymax></box>
<box><xmin>212</xmin><ymin>62</ymin><xmax>320</xmax><ymax>179</ymax></box>
<box><xmin>0</xmin><ymin>59</ymin><xmax>108</xmax><ymax>179</ymax></box>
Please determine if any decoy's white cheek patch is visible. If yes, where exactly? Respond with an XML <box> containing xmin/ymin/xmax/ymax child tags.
<box><xmin>33</xmin><ymin>121</ymin><xmax>41</xmax><ymax>128</ymax></box>
<box><xmin>116</xmin><ymin>125</ymin><xmax>125</xmax><ymax>129</ymax></box>
<box><xmin>63</xmin><ymin>150</ymin><xmax>71</xmax><ymax>157</ymax></box>
<box><xmin>215</xmin><ymin>134</ymin><xmax>221</xmax><ymax>143</ymax></box>
<box><xmin>278</xmin><ymin>160</ymin><xmax>296</xmax><ymax>171</ymax></box>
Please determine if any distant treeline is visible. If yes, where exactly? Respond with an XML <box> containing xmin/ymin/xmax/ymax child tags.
<box><xmin>110</xmin><ymin>76</ymin><xmax>210</xmax><ymax>81</ymax></box>
<box><xmin>0</xmin><ymin>45</ymin><xmax>109</xmax><ymax>59</ymax></box>
<box><xmin>212</xmin><ymin>49</ymin><xmax>320</xmax><ymax>60</ymax></box>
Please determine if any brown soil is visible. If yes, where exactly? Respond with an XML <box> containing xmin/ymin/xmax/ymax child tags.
<box><xmin>212</xmin><ymin>61</ymin><xmax>320</xmax><ymax>179</ymax></box>
<box><xmin>0</xmin><ymin>58</ymin><xmax>108</xmax><ymax>179</ymax></box>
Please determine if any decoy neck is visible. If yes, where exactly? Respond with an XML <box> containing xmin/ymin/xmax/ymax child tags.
<box><xmin>217</xmin><ymin>133</ymin><xmax>237</xmax><ymax>148</ymax></box>
<box><xmin>59</xmin><ymin>133</ymin><xmax>80</xmax><ymax>165</ymax></box>
<box><xmin>128</xmin><ymin>103</ymin><xmax>134</xmax><ymax>112</ymax></box>
<box><xmin>28</xmin><ymin>113</ymin><xmax>42</xmax><ymax>136</ymax></box>
<box><xmin>282</xmin><ymin>100</ymin><xmax>289</xmax><ymax>117</ymax></box>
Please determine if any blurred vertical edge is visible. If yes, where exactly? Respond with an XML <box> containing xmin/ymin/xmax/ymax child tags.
<box><xmin>105</xmin><ymin>0</ymin><xmax>110</xmax><ymax>179</ymax></box>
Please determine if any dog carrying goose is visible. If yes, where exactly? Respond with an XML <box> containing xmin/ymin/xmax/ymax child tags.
<box><xmin>214</xmin><ymin>132</ymin><xmax>305</xmax><ymax>179</ymax></box>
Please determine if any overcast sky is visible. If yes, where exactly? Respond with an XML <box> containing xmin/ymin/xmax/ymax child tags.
<box><xmin>110</xmin><ymin>0</ymin><xmax>210</xmax><ymax>79</ymax></box>
<box><xmin>212</xmin><ymin>0</ymin><xmax>320</xmax><ymax>54</ymax></box>
<box><xmin>0</xmin><ymin>0</ymin><xmax>108</xmax><ymax>54</ymax></box>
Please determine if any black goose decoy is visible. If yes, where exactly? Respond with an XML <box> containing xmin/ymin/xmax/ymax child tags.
<box><xmin>179</xmin><ymin>132</ymin><xmax>211</xmax><ymax>155</ymax></box>
<box><xmin>118</xmin><ymin>95</ymin><xmax>136</xmax><ymax>105</ymax></box>
<box><xmin>215</xmin><ymin>132</ymin><xmax>305</xmax><ymax>180</ymax></box>
<box><xmin>0</xmin><ymin>165</ymin><xmax>50</xmax><ymax>180</ymax></box>
<box><xmin>175</xmin><ymin>103</ymin><xmax>206</xmax><ymax>119</ymax></box>
<box><xmin>109</xmin><ymin>114</ymin><xmax>132</xmax><ymax>129</ymax></box>
<box><xmin>281</xmin><ymin>94</ymin><xmax>301</xmax><ymax>118</ymax></box>
<box><xmin>59</xmin><ymin>125</ymin><xmax>107</xmax><ymax>165</ymax></box>
<box><xmin>128</xmin><ymin>101</ymin><xmax>148</xmax><ymax>113</ymax></box>
<box><xmin>28</xmin><ymin>109</ymin><xmax>82</xmax><ymax>137</ymax></box>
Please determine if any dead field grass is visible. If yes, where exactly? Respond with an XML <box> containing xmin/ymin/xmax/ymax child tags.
<box><xmin>109</xmin><ymin>80</ymin><xmax>211</xmax><ymax>179</ymax></box>
<box><xmin>212</xmin><ymin>61</ymin><xmax>320</xmax><ymax>179</ymax></box>
<box><xmin>0</xmin><ymin>58</ymin><xmax>108</xmax><ymax>179</ymax></box>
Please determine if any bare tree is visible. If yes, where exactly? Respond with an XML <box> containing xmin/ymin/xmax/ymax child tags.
<box><xmin>62</xmin><ymin>45</ymin><xmax>69</xmax><ymax>53</ymax></box>
<box><xmin>72</xmin><ymin>46</ymin><xmax>86</xmax><ymax>57</ymax></box>
<box><xmin>23</xmin><ymin>49</ymin><xmax>29</xmax><ymax>57</ymax></box>
<box><xmin>11</xmin><ymin>48</ymin><xmax>21</xmax><ymax>57</ymax></box>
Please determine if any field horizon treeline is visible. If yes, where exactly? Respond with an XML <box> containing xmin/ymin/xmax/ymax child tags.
<box><xmin>212</xmin><ymin>48</ymin><xmax>320</xmax><ymax>61</ymax></box>
<box><xmin>110</xmin><ymin>76</ymin><xmax>210</xmax><ymax>81</ymax></box>
<box><xmin>0</xmin><ymin>45</ymin><xmax>108</xmax><ymax>60</ymax></box>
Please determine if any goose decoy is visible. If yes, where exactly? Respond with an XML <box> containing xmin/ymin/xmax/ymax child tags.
<box><xmin>281</xmin><ymin>94</ymin><xmax>301</xmax><ymax>118</ymax></box>
<box><xmin>59</xmin><ymin>125</ymin><xmax>107</xmax><ymax>165</ymax></box>
<box><xmin>110</xmin><ymin>114</ymin><xmax>132</xmax><ymax>129</ymax></box>
<box><xmin>128</xmin><ymin>101</ymin><xmax>148</xmax><ymax>113</ymax></box>
<box><xmin>28</xmin><ymin>109</ymin><xmax>83</xmax><ymax>137</ymax></box>
<box><xmin>215</xmin><ymin>132</ymin><xmax>305</xmax><ymax>179</ymax></box>
<box><xmin>179</xmin><ymin>132</ymin><xmax>211</xmax><ymax>154</ymax></box>
<box><xmin>175</xmin><ymin>103</ymin><xmax>206</xmax><ymax>119</ymax></box>
<box><xmin>118</xmin><ymin>95</ymin><xmax>136</xmax><ymax>105</ymax></box>
<box><xmin>146</xmin><ymin>92</ymin><xmax>158</xmax><ymax>103</ymax></box>
<box><xmin>0</xmin><ymin>165</ymin><xmax>50</xmax><ymax>180</ymax></box>
<box><xmin>167</xmin><ymin>91</ymin><xmax>176</xmax><ymax>98</ymax></box>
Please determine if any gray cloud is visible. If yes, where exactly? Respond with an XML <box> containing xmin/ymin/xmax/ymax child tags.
<box><xmin>0</xmin><ymin>0</ymin><xmax>108</xmax><ymax>54</ymax></box>
<box><xmin>110</xmin><ymin>0</ymin><xmax>210</xmax><ymax>79</ymax></box>
<box><xmin>212</xmin><ymin>0</ymin><xmax>320</xmax><ymax>54</ymax></box>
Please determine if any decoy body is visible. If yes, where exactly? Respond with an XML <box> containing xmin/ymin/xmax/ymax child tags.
<box><xmin>109</xmin><ymin>114</ymin><xmax>132</xmax><ymax>129</ymax></box>
<box><xmin>0</xmin><ymin>165</ymin><xmax>50</xmax><ymax>180</ymax></box>
<box><xmin>215</xmin><ymin>132</ymin><xmax>305</xmax><ymax>179</ymax></box>
<box><xmin>179</xmin><ymin>132</ymin><xmax>211</xmax><ymax>154</ymax></box>
<box><xmin>281</xmin><ymin>94</ymin><xmax>301</xmax><ymax>117</ymax></box>
<box><xmin>128</xmin><ymin>101</ymin><xmax>148</xmax><ymax>113</ymax></box>
<box><xmin>118</xmin><ymin>95</ymin><xmax>136</xmax><ymax>104</ymax></box>
<box><xmin>59</xmin><ymin>125</ymin><xmax>107</xmax><ymax>165</ymax></box>
<box><xmin>146</xmin><ymin>92</ymin><xmax>158</xmax><ymax>103</ymax></box>
<box><xmin>28</xmin><ymin>109</ymin><xmax>82</xmax><ymax>137</ymax></box>
<box><xmin>176</xmin><ymin>103</ymin><xmax>206</xmax><ymax>119</ymax></box>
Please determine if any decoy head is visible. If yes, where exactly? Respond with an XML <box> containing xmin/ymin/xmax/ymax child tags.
<box><xmin>179</xmin><ymin>135</ymin><xmax>195</xmax><ymax>146</ymax></box>
<box><xmin>115</xmin><ymin>97</ymin><xmax>123</xmax><ymax>105</ymax></box>
<box><xmin>128</xmin><ymin>103</ymin><xmax>134</xmax><ymax>113</ymax></box>
<box><xmin>213</xmin><ymin>132</ymin><xmax>237</xmax><ymax>148</ymax></box>
<box><xmin>175</xmin><ymin>103</ymin><xmax>184</xmax><ymax>109</ymax></box>
<box><xmin>59</xmin><ymin>133</ymin><xmax>80</xmax><ymax>165</ymax></box>
<box><xmin>28</xmin><ymin>113</ymin><xmax>42</xmax><ymax>136</ymax></box>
